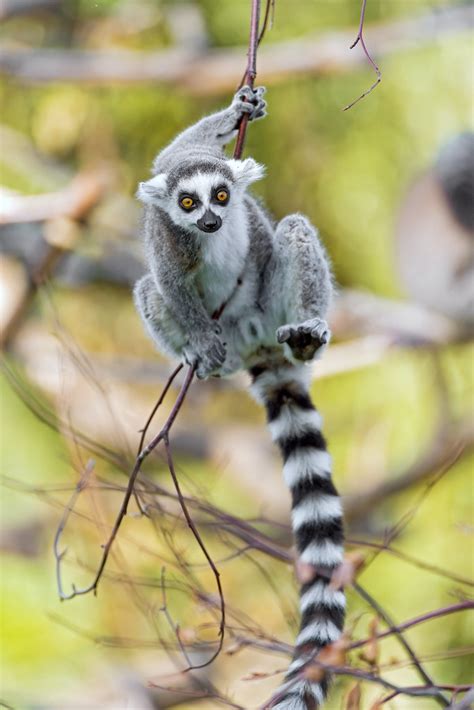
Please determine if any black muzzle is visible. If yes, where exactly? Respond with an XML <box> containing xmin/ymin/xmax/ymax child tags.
<box><xmin>197</xmin><ymin>209</ymin><xmax>222</xmax><ymax>233</ymax></box>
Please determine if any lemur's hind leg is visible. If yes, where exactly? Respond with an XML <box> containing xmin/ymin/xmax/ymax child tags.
<box><xmin>134</xmin><ymin>274</ymin><xmax>187</xmax><ymax>360</ymax></box>
<box><xmin>272</xmin><ymin>214</ymin><xmax>333</xmax><ymax>362</ymax></box>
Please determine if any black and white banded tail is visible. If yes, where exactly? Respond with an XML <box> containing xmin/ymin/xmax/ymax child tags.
<box><xmin>249</xmin><ymin>363</ymin><xmax>345</xmax><ymax>709</ymax></box>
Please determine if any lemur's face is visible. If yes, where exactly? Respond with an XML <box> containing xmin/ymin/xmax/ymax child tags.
<box><xmin>137</xmin><ymin>158</ymin><xmax>265</xmax><ymax>235</ymax></box>
<box><xmin>170</xmin><ymin>172</ymin><xmax>232</xmax><ymax>234</ymax></box>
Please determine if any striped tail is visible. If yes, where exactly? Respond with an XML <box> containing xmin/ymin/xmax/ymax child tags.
<box><xmin>249</xmin><ymin>362</ymin><xmax>345</xmax><ymax>709</ymax></box>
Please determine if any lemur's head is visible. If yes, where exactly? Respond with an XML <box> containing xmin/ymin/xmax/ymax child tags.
<box><xmin>137</xmin><ymin>158</ymin><xmax>264</xmax><ymax>234</ymax></box>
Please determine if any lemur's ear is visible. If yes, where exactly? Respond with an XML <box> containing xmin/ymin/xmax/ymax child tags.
<box><xmin>227</xmin><ymin>158</ymin><xmax>265</xmax><ymax>186</ymax></box>
<box><xmin>136</xmin><ymin>174</ymin><xmax>168</xmax><ymax>204</ymax></box>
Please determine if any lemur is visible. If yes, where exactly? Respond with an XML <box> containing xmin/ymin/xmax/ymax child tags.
<box><xmin>134</xmin><ymin>87</ymin><xmax>345</xmax><ymax>710</ymax></box>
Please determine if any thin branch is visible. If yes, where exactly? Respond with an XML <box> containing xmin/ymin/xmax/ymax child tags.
<box><xmin>347</xmin><ymin>539</ymin><xmax>473</xmax><ymax>588</ymax></box>
<box><xmin>263</xmin><ymin>658</ymin><xmax>456</xmax><ymax>709</ymax></box>
<box><xmin>353</xmin><ymin>581</ymin><xmax>450</xmax><ymax>707</ymax></box>
<box><xmin>343</xmin><ymin>0</ymin><xmax>381</xmax><ymax>110</ymax></box>
<box><xmin>54</xmin><ymin>459</ymin><xmax>95</xmax><ymax>600</ymax></box>
<box><xmin>136</xmin><ymin>363</ymin><xmax>184</xmax><ymax>456</ymax></box>
<box><xmin>351</xmin><ymin>600</ymin><xmax>474</xmax><ymax>651</ymax></box>
<box><xmin>234</xmin><ymin>0</ymin><xmax>261</xmax><ymax>160</ymax></box>
<box><xmin>450</xmin><ymin>688</ymin><xmax>474</xmax><ymax>710</ymax></box>
<box><xmin>53</xmin><ymin>365</ymin><xmax>195</xmax><ymax>600</ymax></box>
<box><xmin>159</xmin><ymin>567</ymin><xmax>194</xmax><ymax>668</ymax></box>
<box><xmin>258</xmin><ymin>0</ymin><xmax>276</xmax><ymax>45</ymax></box>
<box><xmin>164</xmin><ymin>436</ymin><xmax>226</xmax><ymax>670</ymax></box>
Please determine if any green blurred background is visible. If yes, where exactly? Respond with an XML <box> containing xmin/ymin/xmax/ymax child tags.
<box><xmin>0</xmin><ymin>1</ymin><xmax>473</xmax><ymax>708</ymax></box>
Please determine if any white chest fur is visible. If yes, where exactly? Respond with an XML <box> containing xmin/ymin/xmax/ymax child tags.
<box><xmin>196</xmin><ymin>206</ymin><xmax>249</xmax><ymax>313</ymax></box>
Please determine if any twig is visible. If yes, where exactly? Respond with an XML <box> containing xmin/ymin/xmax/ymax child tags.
<box><xmin>353</xmin><ymin>581</ymin><xmax>450</xmax><ymax>707</ymax></box>
<box><xmin>234</xmin><ymin>0</ymin><xmax>262</xmax><ymax>160</ymax></box>
<box><xmin>136</xmin><ymin>363</ymin><xmax>184</xmax><ymax>456</ymax></box>
<box><xmin>347</xmin><ymin>539</ymin><xmax>473</xmax><ymax>588</ymax></box>
<box><xmin>344</xmin><ymin>0</ymin><xmax>381</xmax><ymax>110</ymax></box>
<box><xmin>164</xmin><ymin>436</ymin><xmax>226</xmax><ymax>670</ymax></box>
<box><xmin>159</xmin><ymin>566</ymin><xmax>194</xmax><ymax>668</ymax></box>
<box><xmin>258</xmin><ymin>0</ymin><xmax>276</xmax><ymax>45</ymax></box>
<box><xmin>54</xmin><ymin>459</ymin><xmax>95</xmax><ymax>600</ymax></box>
<box><xmin>53</xmin><ymin>364</ymin><xmax>195</xmax><ymax>600</ymax></box>
<box><xmin>262</xmin><ymin>659</ymin><xmax>455</xmax><ymax>709</ymax></box>
<box><xmin>351</xmin><ymin>600</ymin><xmax>474</xmax><ymax>651</ymax></box>
<box><xmin>450</xmin><ymin>687</ymin><xmax>474</xmax><ymax>710</ymax></box>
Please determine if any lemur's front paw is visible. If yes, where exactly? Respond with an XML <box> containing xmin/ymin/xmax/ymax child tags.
<box><xmin>276</xmin><ymin>318</ymin><xmax>331</xmax><ymax>361</ymax></box>
<box><xmin>232</xmin><ymin>85</ymin><xmax>267</xmax><ymax>121</ymax></box>
<box><xmin>184</xmin><ymin>333</ymin><xmax>227</xmax><ymax>379</ymax></box>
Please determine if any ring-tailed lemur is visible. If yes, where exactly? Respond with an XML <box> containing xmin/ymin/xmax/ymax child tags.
<box><xmin>134</xmin><ymin>86</ymin><xmax>345</xmax><ymax>709</ymax></box>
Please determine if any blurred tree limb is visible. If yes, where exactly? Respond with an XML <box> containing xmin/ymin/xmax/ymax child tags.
<box><xmin>0</xmin><ymin>170</ymin><xmax>109</xmax><ymax>225</ymax></box>
<box><xmin>0</xmin><ymin>4</ymin><xmax>471</xmax><ymax>89</ymax></box>
<box><xmin>0</xmin><ymin>170</ymin><xmax>109</xmax><ymax>349</ymax></box>
<box><xmin>0</xmin><ymin>0</ymin><xmax>60</xmax><ymax>20</ymax></box>
<box><xmin>329</xmin><ymin>290</ymin><xmax>467</xmax><ymax>344</ymax></box>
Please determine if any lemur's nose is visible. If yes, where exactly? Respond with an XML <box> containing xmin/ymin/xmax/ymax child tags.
<box><xmin>197</xmin><ymin>209</ymin><xmax>222</xmax><ymax>233</ymax></box>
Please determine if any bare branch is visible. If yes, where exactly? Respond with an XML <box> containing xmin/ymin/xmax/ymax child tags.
<box><xmin>53</xmin><ymin>365</ymin><xmax>195</xmax><ymax>600</ymax></box>
<box><xmin>234</xmin><ymin>0</ymin><xmax>262</xmax><ymax>159</ymax></box>
<box><xmin>353</xmin><ymin>582</ymin><xmax>449</xmax><ymax>707</ymax></box>
<box><xmin>343</xmin><ymin>0</ymin><xmax>381</xmax><ymax>111</ymax></box>
<box><xmin>351</xmin><ymin>601</ymin><xmax>474</xmax><ymax>652</ymax></box>
<box><xmin>53</xmin><ymin>459</ymin><xmax>95</xmax><ymax>600</ymax></box>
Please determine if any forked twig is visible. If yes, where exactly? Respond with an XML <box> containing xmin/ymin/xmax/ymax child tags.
<box><xmin>54</xmin><ymin>365</ymin><xmax>195</xmax><ymax>600</ymax></box>
<box><xmin>344</xmin><ymin>0</ymin><xmax>381</xmax><ymax>111</ymax></box>
<box><xmin>137</xmin><ymin>362</ymin><xmax>184</xmax><ymax>456</ymax></box>
<box><xmin>54</xmin><ymin>459</ymin><xmax>95</xmax><ymax>600</ymax></box>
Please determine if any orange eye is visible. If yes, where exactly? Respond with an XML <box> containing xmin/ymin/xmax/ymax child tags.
<box><xmin>180</xmin><ymin>196</ymin><xmax>194</xmax><ymax>210</ymax></box>
<box><xmin>216</xmin><ymin>189</ymin><xmax>228</xmax><ymax>202</ymax></box>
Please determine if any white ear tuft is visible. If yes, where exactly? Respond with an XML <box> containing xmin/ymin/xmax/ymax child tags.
<box><xmin>227</xmin><ymin>158</ymin><xmax>265</xmax><ymax>187</ymax></box>
<box><xmin>136</xmin><ymin>173</ymin><xmax>168</xmax><ymax>204</ymax></box>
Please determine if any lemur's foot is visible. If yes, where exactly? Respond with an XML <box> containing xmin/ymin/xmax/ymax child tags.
<box><xmin>276</xmin><ymin>318</ymin><xmax>330</xmax><ymax>361</ymax></box>
<box><xmin>232</xmin><ymin>85</ymin><xmax>267</xmax><ymax>121</ymax></box>
<box><xmin>183</xmin><ymin>329</ymin><xmax>227</xmax><ymax>379</ymax></box>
